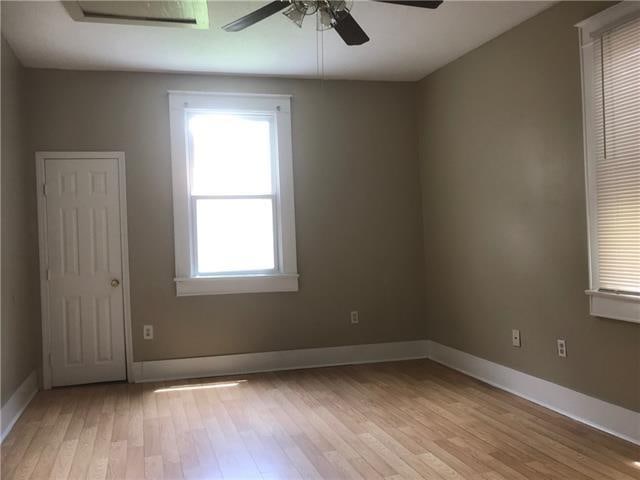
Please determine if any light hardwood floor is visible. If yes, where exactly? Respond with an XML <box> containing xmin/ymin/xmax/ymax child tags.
<box><xmin>2</xmin><ymin>359</ymin><xmax>639</xmax><ymax>480</ymax></box>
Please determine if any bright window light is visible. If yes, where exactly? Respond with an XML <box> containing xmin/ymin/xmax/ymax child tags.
<box><xmin>196</xmin><ymin>198</ymin><xmax>275</xmax><ymax>273</ymax></box>
<box><xmin>190</xmin><ymin>114</ymin><xmax>272</xmax><ymax>196</ymax></box>
<box><xmin>188</xmin><ymin>112</ymin><xmax>277</xmax><ymax>275</ymax></box>
<box><xmin>169</xmin><ymin>92</ymin><xmax>298</xmax><ymax>296</ymax></box>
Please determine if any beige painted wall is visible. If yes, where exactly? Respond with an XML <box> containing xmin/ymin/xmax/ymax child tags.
<box><xmin>27</xmin><ymin>70</ymin><xmax>427</xmax><ymax>362</ymax></box>
<box><xmin>1</xmin><ymin>36</ymin><xmax>41</xmax><ymax>406</ymax></box>
<box><xmin>8</xmin><ymin>0</ymin><xmax>639</xmax><ymax>415</ymax></box>
<box><xmin>417</xmin><ymin>1</ymin><xmax>640</xmax><ymax>412</ymax></box>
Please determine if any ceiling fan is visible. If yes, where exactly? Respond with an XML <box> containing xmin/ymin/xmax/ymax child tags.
<box><xmin>222</xmin><ymin>0</ymin><xmax>443</xmax><ymax>46</ymax></box>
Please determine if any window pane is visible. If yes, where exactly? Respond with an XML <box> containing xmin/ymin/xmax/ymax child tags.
<box><xmin>196</xmin><ymin>198</ymin><xmax>275</xmax><ymax>274</ymax></box>
<box><xmin>189</xmin><ymin>113</ymin><xmax>273</xmax><ymax>195</ymax></box>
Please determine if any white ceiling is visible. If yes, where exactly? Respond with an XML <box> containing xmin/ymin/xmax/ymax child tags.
<box><xmin>2</xmin><ymin>1</ymin><xmax>553</xmax><ymax>81</ymax></box>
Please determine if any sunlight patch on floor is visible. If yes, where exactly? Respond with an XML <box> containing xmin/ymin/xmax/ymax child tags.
<box><xmin>154</xmin><ymin>379</ymin><xmax>247</xmax><ymax>393</ymax></box>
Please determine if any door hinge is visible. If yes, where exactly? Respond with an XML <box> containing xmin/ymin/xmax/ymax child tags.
<box><xmin>46</xmin><ymin>269</ymin><xmax>51</xmax><ymax>281</ymax></box>
<box><xmin>42</xmin><ymin>184</ymin><xmax>48</xmax><ymax>196</ymax></box>
<box><xmin>48</xmin><ymin>353</ymin><xmax>52</xmax><ymax>368</ymax></box>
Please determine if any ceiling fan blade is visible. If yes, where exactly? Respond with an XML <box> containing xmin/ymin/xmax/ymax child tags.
<box><xmin>333</xmin><ymin>13</ymin><xmax>370</xmax><ymax>46</ymax></box>
<box><xmin>222</xmin><ymin>1</ymin><xmax>291</xmax><ymax>32</ymax></box>
<box><xmin>373</xmin><ymin>1</ymin><xmax>443</xmax><ymax>8</ymax></box>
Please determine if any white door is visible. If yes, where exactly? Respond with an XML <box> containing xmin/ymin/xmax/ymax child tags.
<box><xmin>42</xmin><ymin>155</ymin><xmax>127</xmax><ymax>386</ymax></box>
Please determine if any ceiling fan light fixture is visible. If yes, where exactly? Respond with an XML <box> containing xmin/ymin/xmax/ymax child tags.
<box><xmin>283</xmin><ymin>3</ymin><xmax>307</xmax><ymax>28</ymax></box>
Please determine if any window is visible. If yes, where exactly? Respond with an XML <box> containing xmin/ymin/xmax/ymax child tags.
<box><xmin>169</xmin><ymin>92</ymin><xmax>298</xmax><ymax>295</ymax></box>
<box><xmin>578</xmin><ymin>3</ymin><xmax>640</xmax><ymax>323</ymax></box>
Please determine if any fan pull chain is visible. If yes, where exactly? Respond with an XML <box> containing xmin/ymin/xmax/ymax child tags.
<box><xmin>321</xmin><ymin>22</ymin><xmax>325</xmax><ymax>84</ymax></box>
<box><xmin>316</xmin><ymin>12</ymin><xmax>326</xmax><ymax>101</ymax></box>
<box><xmin>316</xmin><ymin>13</ymin><xmax>325</xmax><ymax>82</ymax></box>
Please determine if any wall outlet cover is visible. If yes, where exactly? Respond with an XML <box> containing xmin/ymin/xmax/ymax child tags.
<box><xmin>350</xmin><ymin>311</ymin><xmax>359</xmax><ymax>324</ymax></box>
<box><xmin>512</xmin><ymin>329</ymin><xmax>521</xmax><ymax>348</ymax></box>
<box><xmin>557</xmin><ymin>339</ymin><xmax>567</xmax><ymax>358</ymax></box>
<box><xmin>143</xmin><ymin>325</ymin><xmax>154</xmax><ymax>340</ymax></box>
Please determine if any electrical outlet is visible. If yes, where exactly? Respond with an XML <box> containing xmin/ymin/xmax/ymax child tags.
<box><xmin>143</xmin><ymin>325</ymin><xmax>154</xmax><ymax>340</ymax></box>
<box><xmin>350</xmin><ymin>311</ymin><xmax>359</xmax><ymax>325</ymax></box>
<box><xmin>557</xmin><ymin>339</ymin><xmax>567</xmax><ymax>358</ymax></box>
<box><xmin>512</xmin><ymin>329</ymin><xmax>521</xmax><ymax>348</ymax></box>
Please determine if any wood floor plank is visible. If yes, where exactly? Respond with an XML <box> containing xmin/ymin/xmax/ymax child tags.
<box><xmin>1</xmin><ymin>422</ymin><xmax>40</xmax><ymax>479</ymax></box>
<box><xmin>2</xmin><ymin>359</ymin><xmax>638</xmax><ymax>480</ymax></box>
<box><xmin>124</xmin><ymin>446</ymin><xmax>144</xmax><ymax>479</ymax></box>
<box><xmin>48</xmin><ymin>438</ymin><xmax>79</xmax><ymax>479</ymax></box>
<box><xmin>106</xmin><ymin>440</ymin><xmax>128</xmax><ymax>480</ymax></box>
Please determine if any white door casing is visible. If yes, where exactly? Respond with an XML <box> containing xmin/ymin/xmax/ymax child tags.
<box><xmin>36</xmin><ymin>152</ymin><xmax>133</xmax><ymax>388</ymax></box>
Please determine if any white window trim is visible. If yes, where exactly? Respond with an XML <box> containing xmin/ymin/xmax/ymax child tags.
<box><xmin>168</xmin><ymin>91</ymin><xmax>298</xmax><ymax>296</ymax></box>
<box><xmin>577</xmin><ymin>2</ymin><xmax>640</xmax><ymax>324</ymax></box>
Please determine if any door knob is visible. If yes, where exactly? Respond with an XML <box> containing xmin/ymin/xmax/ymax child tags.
<box><xmin>111</xmin><ymin>279</ymin><xmax>120</xmax><ymax>288</ymax></box>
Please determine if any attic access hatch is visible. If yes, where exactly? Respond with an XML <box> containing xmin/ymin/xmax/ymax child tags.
<box><xmin>63</xmin><ymin>1</ymin><xmax>209</xmax><ymax>29</ymax></box>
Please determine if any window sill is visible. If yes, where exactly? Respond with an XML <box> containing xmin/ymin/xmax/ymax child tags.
<box><xmin>175</xmin><ymin>273</ymin><xmax>299</xmax><ymax>296</ymax></box>
<box><xmin>585</xmin><ymin>290</ymin><xmax>640</xmax><ymax>324</ymax></box>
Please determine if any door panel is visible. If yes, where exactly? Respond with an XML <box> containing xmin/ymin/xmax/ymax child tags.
<box><xmin>45</xmin><ymin>157</ymin><xmax>126</xmax><ymax>386</ymax></box>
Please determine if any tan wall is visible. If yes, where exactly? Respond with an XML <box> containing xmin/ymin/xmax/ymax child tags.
<box><xmin>1</xmin><ymin>37</ymin><xmax>41</xmax><ymax>406</ymax></box>
<box><xmin>417</xmin><ymin>1</ymin><xmax>640</xmax><ymax>412</ymax></box>
<box><xmin>9</xmin><ymin>0</ymin><xmax>639</xmax><ymax>414</ymax></box>
<box><xmin>27</xmin><ymin>70</ymin><xmax>427</xmax><ymax>362</ymax></box>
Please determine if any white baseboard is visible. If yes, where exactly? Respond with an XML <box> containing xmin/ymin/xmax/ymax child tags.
<box><xmin>131</xmin><ymin>338</ymin><xmax>639</xmax><ymax>446</ymax></box>
<box><xmin>133</xmin><ymin>340</ymin><xmax>430</xmax><ymax>383</ymax></box>
<box><xmin>1</xmin><ymin>370</ymin><xmax>38</xmax><ymax>443</ymax></box>
<box><xmin>427</xmin><ymin>341</ymin><xmax>640</xmax><ymax>446</ymax></box>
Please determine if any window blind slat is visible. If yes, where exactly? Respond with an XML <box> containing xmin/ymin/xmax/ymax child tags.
<box><xmin>593</xmin><ymin>15</ymin><xmax>640</xmax><ymax>294</ymax></box>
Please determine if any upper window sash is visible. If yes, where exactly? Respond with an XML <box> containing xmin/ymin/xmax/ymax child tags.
<box><xmin>186</xmin><ymin>111</ymin><xmax>278</xmax><ymax>197</ymax></box>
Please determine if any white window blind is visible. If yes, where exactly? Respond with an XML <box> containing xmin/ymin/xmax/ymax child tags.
<box><xmin>592</xmin><ymin>15</ymin><xmax>640</xmax><ymax>294</ymax></box>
